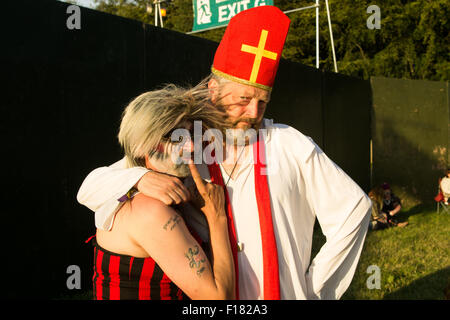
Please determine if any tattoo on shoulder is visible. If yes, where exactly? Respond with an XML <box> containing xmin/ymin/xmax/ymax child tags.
<box><xmin>163</xmin><ymin>214</ymin><xmax>182</xmax><ymax>231</ymax></box>
<box><xmin>185</xmin><ymin>245</ymin><xmax>206</xmax><ymax>277</ymax></box>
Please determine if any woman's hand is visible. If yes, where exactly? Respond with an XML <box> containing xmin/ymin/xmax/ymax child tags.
<box><xmin>188</xmin><ymin>162</ymin><xmax>226</xmax><ymax>222</ymax></box>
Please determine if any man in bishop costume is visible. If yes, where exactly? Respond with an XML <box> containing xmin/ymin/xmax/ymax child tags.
<box><xmin>77</xmin><ymin>6</ymin><xmax>372</xmax><ymax>300</ymax></box>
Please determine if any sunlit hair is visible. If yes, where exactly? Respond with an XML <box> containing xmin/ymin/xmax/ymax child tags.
<box><xmin>209</xmin><ymin>73</ymin><xmax>231</xmax><ymax>86</ymax></box>
<box><xmin>207</xmin><ymin>73</ymin><xmax>232</xmax><ymax>102</ymax></box>
<box><xmin>118</xmin><ymin>82</ymin><xmax>231</xmax><ymax>168</ymax></box>
<box><xmin>368</xmin><ymin>186</ymin><xmax>384</xmax><ymax>207</ymax></box>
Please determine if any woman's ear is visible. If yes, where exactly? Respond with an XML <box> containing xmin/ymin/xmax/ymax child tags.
<box><xmin>208</xmin><ymin>78</ymin><xmax>219</xmax><ymax>104</ymax></box>
<box><xmin>144</xmin><ymin>154</ymin><xmax>151</xmax><ymax>169</ymax></box>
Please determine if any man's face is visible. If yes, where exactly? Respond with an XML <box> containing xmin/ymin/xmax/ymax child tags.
<box><xmin>210</xmin><ymin>79</ymin><xmax>270</xmax><ymax>131</ymax></box>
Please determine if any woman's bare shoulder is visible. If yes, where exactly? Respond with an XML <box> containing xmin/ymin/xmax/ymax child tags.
<box><xmin>127</xmin><ymin>193</ymin><xmax>181</xmax><ymax>229</ymax></box>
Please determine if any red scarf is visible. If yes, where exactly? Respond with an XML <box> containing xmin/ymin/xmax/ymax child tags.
<box><xmin>207</xmin><ymin>137</ymin><xmax>280</xmax><ymax>300</ymax></box>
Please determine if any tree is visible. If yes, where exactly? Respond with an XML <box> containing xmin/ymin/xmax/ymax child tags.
<box><xmin>92</xmin><ymin>0</ymin><xmax>154</xmax><ymax>25</ymax></box>
<box><xmin>163</xmin><ymin>0</ymin><xmax>194</xmax><ymax>32</ymax></box>
<box><xmin>88</xmin><ymin>0</ymin><xmax>449</xmax><ymax>81</ymax></box>
<box><xmin>279</xmin><ymin>0</ymin><xmax>449</xmax><ymax>81</ymax></box>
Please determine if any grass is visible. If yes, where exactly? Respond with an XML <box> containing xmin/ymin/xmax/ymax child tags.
<box><xmin>340</xmin><ymin>204</ymin><xmax>450</xmax><ymax>299</ymax></box>
<box><xmin>61</xmin><ymin>204</ymin><xmax>450</xmax><ymax>300</ymax></box>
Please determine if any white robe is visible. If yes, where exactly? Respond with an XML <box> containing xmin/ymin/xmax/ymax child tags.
<box><xmin>77</xmin><ymin>119</ymin><xmax>372</xmax><ymax>300</ymax></box>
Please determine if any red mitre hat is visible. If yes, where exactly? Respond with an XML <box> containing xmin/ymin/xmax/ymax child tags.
<box><xmin>211</xmin><ymin>6</ymin><xmax>290</xmax><ymax>91</ymax></box>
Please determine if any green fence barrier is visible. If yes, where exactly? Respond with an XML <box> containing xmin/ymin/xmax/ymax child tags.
<box><xmin>370</xmin><ymin>76</ymin><xmax>449</xmax><ymax>207</ymax></box>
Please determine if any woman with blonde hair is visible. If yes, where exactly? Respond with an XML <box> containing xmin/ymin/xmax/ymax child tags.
<box><xmin>88</xmin><ymin>84</ymin><xmax>235</xmax><ymax>300</ymax></box>
<box><xmin>368</xmin><ymin>186</ymin><xmax>388</xmax><ymax>230</ymax></box>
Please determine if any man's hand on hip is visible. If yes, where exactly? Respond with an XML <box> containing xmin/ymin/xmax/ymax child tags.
<box><xmin>135</xmin><ymin>171</ymin><xmax>191</xmax><ymax>205</ymax></box>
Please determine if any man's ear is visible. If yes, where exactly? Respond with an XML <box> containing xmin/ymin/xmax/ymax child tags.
<box><xmin>208</xmin><ymin>78</ymin><xmax>219</xmax><ymax>104</ymax></box>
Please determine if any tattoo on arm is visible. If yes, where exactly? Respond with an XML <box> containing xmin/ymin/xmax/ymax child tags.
<box><xmin>163</xmin><ymin>214</ymin><xmax>182</xmax><ymax>231</ymax></box>
<box><xmin>185</xmin><ymin>245</ymin><xmax>206</xmax><ymax>277</ymax></box>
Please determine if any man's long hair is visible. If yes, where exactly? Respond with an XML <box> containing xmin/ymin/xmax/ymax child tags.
<box><xmin>118</xmin><ymin>82</ymin><xmax>230</xmax><ymax>168</ymax></box>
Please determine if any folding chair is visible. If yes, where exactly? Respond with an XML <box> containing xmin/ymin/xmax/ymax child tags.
<box><xmin>435</xmin><ymin>178</ymin><xmax>449</xmax><ymax>214</ymax></box>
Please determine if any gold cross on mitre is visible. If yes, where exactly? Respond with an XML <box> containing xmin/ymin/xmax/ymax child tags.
<box><xmin>241</xmin><ymin>29</ymin><xmax>278</xmax><ymax>83</ymax></box>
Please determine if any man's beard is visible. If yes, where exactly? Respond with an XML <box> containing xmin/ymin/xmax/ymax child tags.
<box><xmin>226</xmin><ymin>117</ymin><xmax>261</xmax><ymax>146</ymax></box>
<box><xmin>168</xmin><ymin>161</ymin><xmax>191</xmax><ymax>177</ymax></box>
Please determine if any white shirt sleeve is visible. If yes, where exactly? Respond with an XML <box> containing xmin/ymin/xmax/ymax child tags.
<box><xmin>440</xmin><ymin>177</ymin><xmax>450</xmax><ymax>194</ymax></box>
<box><xmin>299</xmin><ymin>139</ymin><xmax>372</xmax><ymax>299</ymax></box>
<box><xmin>76</xmin><ymin>157</ymin><xmax>149</xmax><ymax>230</ymax></box>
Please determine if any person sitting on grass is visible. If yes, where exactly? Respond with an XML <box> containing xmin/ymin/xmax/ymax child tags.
<box><xmin>381</xmin><ymin>183</ymin><xmax>405</xmax><ymax>225</ymax></box>
<box><xmin>368</xmin><ymin>184</ymin><xmax>408</xmax><ymax>230</ymax></box>
<box><xmin>439</xmin><ymin>169</ymin><xmax>450</xmax><ymax>205</ymax></box>
<box><xmin>368</xmin><ymin>186</ymin><xmax>389</xmax><ymax>230</ymax></box>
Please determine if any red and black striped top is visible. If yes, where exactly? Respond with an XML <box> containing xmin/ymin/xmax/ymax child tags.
<box><xmin>92</xmin><ymin>238</ymin><xmax>189</xmax><ymax>300</ymax></box>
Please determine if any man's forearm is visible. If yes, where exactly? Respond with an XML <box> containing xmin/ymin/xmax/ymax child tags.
<box><xmin>77</xmin><ymin>159</ymin><xmax>148</xmax><ymax>212</ymax></box>
<box><xmin>389</xmin><ymin>204</ymin><xmax>401</xmax><ymax>216</ymax></box>
<box><xmin>306</xmin><ymin>196</ymin><xmax>371</xmax><ymax>299</ymax></box>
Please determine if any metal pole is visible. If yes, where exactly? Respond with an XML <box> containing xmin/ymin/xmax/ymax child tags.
<box><xmin>325</xmin><ymin>0</ymin><xmax>338</xmax><ymax>72</ymax></box>
<box><xmin>370</xmin><ymin>139</ymin><xmax>373</xmax><ymax>189</ymax></box>
<box><xmin>316</xmin><ymin>0</ymin><xmax>319</xmax><ymax>69</ymax></box>
<box><xmin>283</xmin><ymin>4</ymin><xmax>319</xmax><ymax>14</ymax></box>
<box><xmin>154</xmin><ymin>1</ymin><xmax>158</xmax><ymax>26</ymax></box>
<box><xmin>158</xmin><ymin>2</ymin><xmax>164</xmax><ymax>27</ymax></box>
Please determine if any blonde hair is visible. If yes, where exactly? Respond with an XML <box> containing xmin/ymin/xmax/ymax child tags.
<box><xmin>118</xmin><ymin>83</ymin><xmax>231</xmax><ymax>168</ymax></box>
<box><xmin>368</xmin><ymin>186</ymin><xmax>384</xmax><ymax>208</ymax></box>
